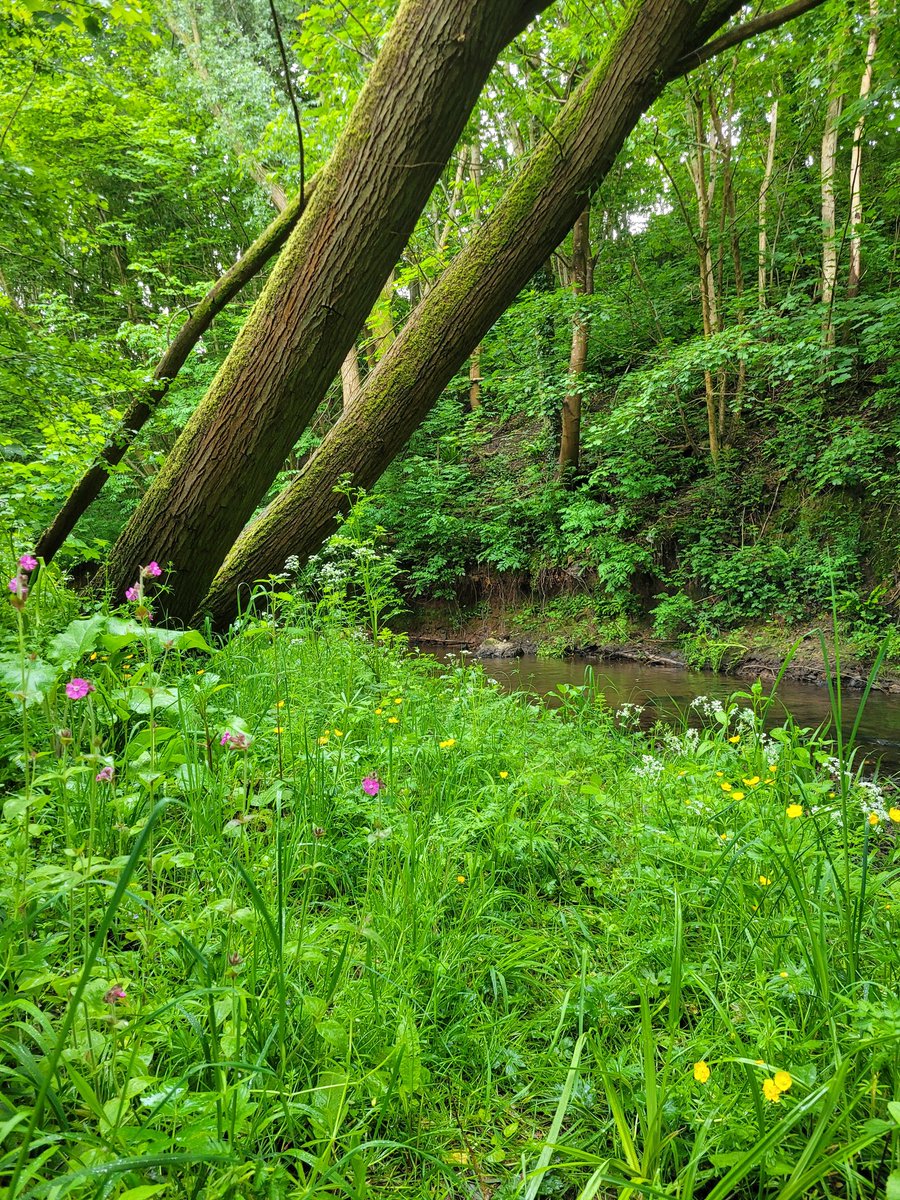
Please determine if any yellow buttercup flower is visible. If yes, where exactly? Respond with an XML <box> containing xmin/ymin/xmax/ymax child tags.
<box><xmin>762</xmin><ymin>1078</ymin><xmax>782</xmax><ymax>1103</ymax></box>
<box><xmin>773</xmin><ymin>1070</ymin><xmax>792</xmax><ymax>1092</ymax></box>
<box><xmin>317</xmin><ymin>735</ymin><xmax>329</xmax><ymax>745</ymax></box>
<box><xmin>786</xmin><ymin>804</ymin><xmax>803</xmax><ymax>818</ymax></box>
<box><xmin>728</xmin><ymin>735</ymin><xmax>740</xmax><ymax>744</ymax></box>
<box><xmin>375</xmin><ymin>707</ymin><xmax>383</xmax><ymax>715</ymax></box>
<box><xmin>394</xmin><ymin>697</ymin><xmax>403</xmax><ymax>705</ymax></box>
<box><xmin>333</xmin><ymin>729</ymin><xmax>344</xmax><ymax>737</ymax></box>
<box><xmin>730</xmin><ymin>791</ymin><xmax>745</xmax><ymax>801</ymax></box>
<box><xmin>769</xmin><ymin>764</ymin><xmax>777</xmax><ymax>773</ymax></box>
<box><xmin>869</xmin><ymin>813</ymin><xmax>880</xmax><ymax>826</ymax></box>
<box><xmin>439</xmin><ymin>738</ymin><xmax>456</xmax><ymax>749</ymax></box>
<box><xmin>274</xmin><ymin>726</ymin><xmax>284</xmax><ymax>734</ymax></box>
<box><xmin>276</xmin><ymin>700</ymin><xmax>285</xmax><ymax>709</ymax></box>
<box><xmin>499</xmin><ymin>771</ymin><xmax>509</xmax><ymax>779</ymax></box>
<box><xmin>890</xmin><ymin>808</ymin><xmax>900</xmax><ymax>823</ymax></box>
<box><xmin>759</xmin><ymin>875</ymin><xmax>772</xmax><ymax>886</ymax></box>
<box><xmin>693</xmin><ymin>1061</ymin><xmax>710</xmax><ymax>1083</ymax></box>
<box><xmin>779</xmin><ymin>971</ymin><xmax>788</xmax><ymax>979</ymax></box>
<box><xmin>89</xmin><ymin>652</ymin><xmax>98</xmax><ymax>661</ymax></box>
<box><xmin>721</xmin><ymin>782</ymin><xmax>732</xmax><ymax>792</ymax></box>
<box><xmin>388</xmin><ymin>716</ymin><xmax>399</xmax><ymax>725</ymax></box>
<box><xmin>742</xmin><ymin>776</ymin><xmax>760</xmax><ymax>787</ymax></box>
<box><xmin>457</xmin><ymin>875</ymin><xmax>466</xmax><ymax>884</ymax></box>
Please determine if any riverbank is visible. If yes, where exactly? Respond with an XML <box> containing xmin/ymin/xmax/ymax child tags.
<box><xmin>401</xmin><ymin>602</ymin><xmax>900</xmax><ymax>694</ymax></box>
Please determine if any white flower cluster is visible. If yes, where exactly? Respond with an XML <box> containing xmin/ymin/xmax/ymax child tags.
<box><xmin>635</xmin><ymin>754</ymin><xmax>664</xmax><ymax>781</ymax></box>
<box><xmin>690</xmin><ymin>695</ymin><xmax>726</xmax><ymax>719</ymax></box>
<box><xmin>615</xmin><ymin>703</ymin><xmax>644</xmax><ymax>728</ymax></box>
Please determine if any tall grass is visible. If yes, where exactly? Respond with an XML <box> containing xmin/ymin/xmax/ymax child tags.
<box><xmin>0</xmin><ymin>549</ymin><xmax>899</xmax><ymax>1197</ymax></box>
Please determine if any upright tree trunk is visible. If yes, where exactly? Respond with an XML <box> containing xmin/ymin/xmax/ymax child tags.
<box><xmin>821</xmin><ymin>87</ymin><xmax>843</xmax><ymax>344</ymax></box>
<box><xmin>758</xmin><ymin>99</ymin><xmax>778</xmax><ymax>308</ymax></box>
<box><xmin>468</xmin><ymin>345</ymin><xmax>483</xmax><ymax>409</ymax></box>
<box><xmin>847</xmin><ymin>0</ymin><xmax>878</xmax><ymax>299</ymax></box>
<box><xmin>98</xmin><ymin>0</ymin><xmax>554</xmax><ymax>621</ymax></box>
<box><xmin>558</xmin><ymin>204</ymin><xmax>592</xmax><ymax>475</ymax></box>
<box><xmin>199</xmin><ymin>0</ymin><xmax>752</xmax><ymax>627</ymax></box>
<box><xmin>340</xmin><ymin>346</ymin><xmax>362</xmax><ymax>409</ymax></box>
<box><xmin>34</xmin><ymin>184</ymin><xmax>314</xmax><ymax>564</ymax></box>
<box><xmin>687</xmin><ymin>91</ymin><xmax>721</xmax><ymax>462</ymax></box>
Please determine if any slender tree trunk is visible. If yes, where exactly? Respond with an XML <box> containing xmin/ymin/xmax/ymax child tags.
<box><xmin>821</xmin><ymin>87</ymin><xmax>843</xmax><ymax>344</ymax></box>
<box><xmin>758</xmin><ymin>99</ymin><xmax>778</xmax><ymax>308</ymax></box>
<box><xmin>468</xmin><ymin>345</ymin><xmax>483</xmax><ymax>409</ymax></box>
<box><xmin>34</xmin><ymin>183</ymin><xmax>313</xmax><ymax>564</ymax></box>
<box><xmin>199</xmin><ymin>0</ymin><xmax>755</xmax><ymax>627</ymax></box>
<box><xmin>847</xmin><ymin>0</ymin><xmax>878</xmax><ymax>299</ymax></box>
<box><xmin>688</xmin><ymin>91</ymin><xmax>721</xmax><ymax>462</ymax></box>
<box><xmin>340</xmin><ymin>346</ymin><xmax>362</xmax><ymax>409</ymax></box>
<box><xmin>558</xmin><ymin>204</ymin><xmax>592</xmax><ymax>475</ymax></box>
<box><xmin>97</xmin><ymin>0</ymin><xmax>554</xmax><ymax>621</ymax></box>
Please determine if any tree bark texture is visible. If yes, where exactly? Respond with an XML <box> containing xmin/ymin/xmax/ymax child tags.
<box><xmin>98</xmin><ymin>0</ymin><xmax>554</xmax><ymax>621</ymax></box>
<box><xmin>758</xmin><ymin>99</ymin><xmax>778</xmax><ymax>308</ymax></box>
<box><xmin>821</xmin><ymin>86</ymin><xmax>843</xmax><ymax>343</ymax></box>
<box><xmin>199</xmin><ymin>0</ymin><xmax>750</xmax><ymax>627</ymax></box>
<box><xmin>558</xmin><ymin>205</ymin><xmax>592</xmax><ymax>474</ymax></box>
<box><xmin>34</xmin><ymin>182</ymin><xmax>313</xmax><ymax>565</ymax></box>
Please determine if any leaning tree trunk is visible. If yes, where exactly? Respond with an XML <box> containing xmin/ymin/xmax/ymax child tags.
<box><xmin>199</xmin><ymin>0</ymin><xmax>755</xmax><ymax>627</ymax></box>
<box><xmin>98</xmin><ymin>0</ymin><xmax>553</xmax><ymax>621</ymax></box>
<box><xmin>34</xmin><ymin>182</ymin><xmax>314</xmax><ymax>565</ymax></box>
<box><xmin>558</xmin><ymin>205</ymin><xmax>592</xmax><ymax>475</ymax></box>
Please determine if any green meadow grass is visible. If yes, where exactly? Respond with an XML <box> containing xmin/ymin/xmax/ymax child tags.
<box><xmin>1</xmin><ymin>569</ymin><xmax>900</xmax><ymax>1197</ymax></box>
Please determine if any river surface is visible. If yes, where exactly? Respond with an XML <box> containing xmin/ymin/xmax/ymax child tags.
<box><xmin>418</xmin><ymin>648</ymin><xmax>900</xmax><ymax>774</ymax></box>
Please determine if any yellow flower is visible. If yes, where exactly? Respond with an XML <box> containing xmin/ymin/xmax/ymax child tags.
<box><xmin>759</xmin><ymin>875</ymin><xmax>772</xmax><ymax>886</ymax></box>
<box><xmin>719</xmin><ymin>832</ymin><xmax>729</xmax><ymax>840</ymax></box>
<box><xmin>731</xmin><ymin>791</ymin><xmax>745</xmax><ymax>801</ymax></box>
<box><xmin>89</xmin><ymin>652</ymin><xmax>98</xmax><ymax>661</ymax></box>
<box><xmin>678</xmin><ymin>770</ymin><xmax>687</xmax><ymax>777</ymax></box>
<box><xmin>721</xmin><ymin>782</ymin><xmax>732</xmax><ymax>792</ymax></box>
<box><xmin>773</xmin><ymin>1070</ymin><xmax>792</xmax><ymax>1092</ymax></box>
<box><xmin>769</xmin><ymin>764</ymin><xmax>777</xmax><ymax>773</ymax></box>
<box><xmin>755</xmin><ymin>1059</ymin><xmax>765</xmax><ymax>1066</ymax></box>
<box><xmin>715</xmin><ymin>771</ymin><xmax>724</xmax><ymax>778</ymax></box>
<box><xmin>693</xmin><ymin>1061</ymin><xmax>710</xmax><ymax>1083</ymax></box>
<box><xmin>317</xmin><ymin>736</ymin><xmax>329</xmax><ymax>745</ymax></box>
<box><xmin>388</xmin><ymin>717</ymin><xmax>399</xmax><ymax>725</ymax></box>
<box><xmin>742</xmin><ymin>776</ymin><xmax>760</xmax><ymax>787</ymax></box>
<box><xmin>869</xmin><ymin>813</ymin><xmax>880</xmax><ymax>826</ymax></box>
<box><xmin>779</xmin><ymin>971</ymin><xmax>788</xmax><ymax>979</ymax></box>
<box><xmin>333</xmin><ymin>729</ymin><xmax>344</xmax><ymax>737</ymax></box>
<box><xmin>276</xmin><ymin>700</ymin><xmax>285</xmax><ymax>709</ymax></box>
<box><xmin>786</xmin><ymin>804</ymin><xmax>803</xmax><ymax>819</ymax></box>
<box><xmin>375</xmin><ymin>707</ymin><xmax>383</xmax><ymax>715</ymax></box>
<box><xmin>890</xmin><ymin>808</ymin><xmax>900</xmax><ymax>823</ymax></box>
<box><xmin>274</xmin><ymin>726</ymin><xmax>284</xmax><ymax>734</ymax></box>
<box><xmin>728</xmin><ymin>735</ymin><xmax>741</xmax><ymax>744</ymax></box>
<box><xmin>439</xmin><ymin>738</ymin><xmax>456</xmax><ymax>749</ymax></box>
<box><xmin>499</xmin><ymin>771</ymin><xmax>509</xmax><ymax>779</ymax></box>
<box><xmin>457</xmin><ymin>875</ymin><xmax>466</xmax><ymax>884</ymax></box>
<box><xmin>762</xmin><ymin>1078</ymin><xmax>782</xmax><ymax>1103</ymax></box>
<box><xmin>394</xmin><ymin>697</ymin><xmax>403</xmax><ymax>705</ymax></box>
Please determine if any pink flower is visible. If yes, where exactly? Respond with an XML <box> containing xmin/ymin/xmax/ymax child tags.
<box><xmin>8</xmin><ymin>578</ymin><xmax>19</xmax><ymax>593</ymax></box>
<box><xmin>362</xmin><ymin>776</ymin><xmax>382</xmax><ymax>796</ymax></box>
<box><xmin>19</xmin><ymin>554</ymin><xmax>38</xmax><ymax>572</ymax></box>
<box><xmin>104</xmin><ymin>986</ymin><xmax>126</xmax><ymax>1005</ymax></box>
<box><xmin>220</xmin><ymin>732</ymin><xmax>233</xmax><ymax>745</ymax></box>
<box><xmin>66</xmin><ymin>678</ymin><xmax>95</xmax><ymax>700</ymax></box>
<box><xmin>125</xmin><ymin>584</ymin><xmax>140</xmax><ymax>602</ymax></box>
<box><xmin>143</xmin><ymin>561</ymin><xmax>162</xmax><ymax>578</ymax></box>
<box><xmin>95</xmin><ymin>765</ymin><xmax>115</xmax><ymax>783</ymax></box>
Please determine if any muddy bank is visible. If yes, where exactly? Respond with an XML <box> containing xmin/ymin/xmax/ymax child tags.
<box><xmin>404</xmin><ymin>615</ymin><xmax>900</xmax><ymax>695</ymax></box>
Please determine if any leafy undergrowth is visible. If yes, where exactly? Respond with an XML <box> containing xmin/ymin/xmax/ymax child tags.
<box><xmin>2</xmin><ymin>578</ymin><xmax>900</xmax><ymax>1197</ymax></box>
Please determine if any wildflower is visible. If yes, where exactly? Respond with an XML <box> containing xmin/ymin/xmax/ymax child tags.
<box><xmin>318</xmin><ymin>735</ymin><xmax>330</xmax><ymax>745</ymax></box>
<box><xmin>221</xmin><ymin>730</ymin><xmax>251</xmax><ymax>750</ymax></box>
<box><xmin>95</xmin><ymin>765</ymin><xmax>115</xmax><ymax>783</ymax></box>
<box><xmin>779</xmin><ymin>971</ymin><xmax>788</xmax><ymax>979</ymax></box>
<box><xmin>890</xmin><ymin>808</ymin><xmax>900</xmax><ymax>823</ymax></box>
<box><xmin>394</xmin><ymin>697</ymin><xmax>403</xmax><ymax>705</ymax></box>
<box><xmin>721</xmin><ymin>782</ymin><xmax>732</xmax><ymax>792</ymax></box>
<box><xmin>869</xmin><ymin>813</ymin><xmax>880</xmax><ymax>826</ymax></box>
<box><xmin>759</xmin><ymin>875</ymin><xmax>772</xmax><ymax>886</ymax></box>
<box><xmin>143</xmin><ymin>561</ymin><xmax>162</xmax><ymax>578</ymax></box>
<box><xmin>728</xmin><ymin>735</ymin><xmax>740</xmax><ymax>744</ymax></box>
<box><xmin>387</xmin><ymin>717</ymin><xmax>399</xmax><ymax>725</ymax></box>
<box><xmin>66</xmin><ymin>678</ymin><xmax>95</xmax><ymax>700</ymax></box>
<box><xmin>457</xmin><ymin>875</ymin><xmax>466</xmax><ymax>884</ymax></box>
<box><xmin>762</xmin><ymin>1079</ymin><xmax>782</xmax><ymax>1103</ymax></box>
<box><xmin>19</xmin><ymin>554</ymin><xmax>38</xmax><ymax>572</ymax></box>
<box><xmin>8</xmin><ymin>577</ymin><xmax>19</xmax><ymax>593</ymax></box>
<box><xmin>104</xmin><ymin>986</ymin><xmax>127</xmax><ymax>1005</ymax></box>
<box><xmin>125</xmin><ymin>585</ymin><xmax>139</xmax><ymax>602</ymax></box>
<box><xmin>719</xmin><ymin>832</ymin><xmax>729</xmax><ymax>840</ymax></box>
<box><xmin>375</xmin><ymin>707</ymin><xmax>383</xmax><ymax>715</ymax></box>
<box><xmin>743</xmin><ymin>776</ymin><xmax>760</xmax><ymax>787</ymax></box>
<box><xmin>362</xmin><ymin>776</ymin><xmax>382</xmax><ymax>796</ymax></box>
<box><xmin>439</xmin><ymin>738</ymin><xmax>456</xmax><ymax>749</ymax></box>
<box><xmin>769</xmin><ymin>764</ymin><xmax>777</xmax><ymax>773</ymax></box>
<box><xmin>89</xmin><ymin>652</ymin><xmax>98</xmax><ymax>661</ymax></box>
<box><xmin>276</xmin><ymin>700</ymin><xmax>285</xmax><ymax>709</ymax></box>
<box><xmin>715</xmin><ymin>771</ymin><xmax>723</xmax><ymax>777</ymax></box>
<box><xmin>273</xmin><ymin>726</ymin><xmax>284</xmax><ymax>734</ymax></box>
<box><xmin>693</xmin><ymin>1061</ymin><xmax>710</xmax><ymax>1083</ymax></box>
<box><xmin>731</xmin><ymin>791</ymin><xmax>745</xmax><ymax>801</ymax></box>
<box><xmin>333</xmin><ymin>728</ymin><xmax>344</xmax><ymax>737</ymax></box>
<box><xmin>499</xmin><ymin>771</ymin><xmax>509</xmax><ymax>779</ymax></box>
<box><xmin>786</xmin><ymin>804</ymin><xmax>803</xmax><ymax>819</ymax></box>
<box><xmin>220</xmin><ymin>732</ymin><xmax>233</xmax><ymax>746</ymax></box>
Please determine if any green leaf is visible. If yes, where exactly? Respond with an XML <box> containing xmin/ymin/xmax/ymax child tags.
<box><xmin>47</xmin><ymin>615</ymin><xmax>107</xmax><ymax>667</ymax></box>
<box><xmin>887</xmin><ymin>1170</ymin><xmax>900</xmax><ymax>1200</ymax></box>
<box><xmin>0</xmin><ymin>655</ymin><xmax>56</xmax><ymax>707</ymax></box>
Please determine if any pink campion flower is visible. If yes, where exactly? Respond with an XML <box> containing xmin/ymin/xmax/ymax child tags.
<box><xmin>104</xmin><ymin>985</ymin><xmax>126</xmax><ymax>1005</ymax></box>
<box><xmin>220</xmin><ymin>732</ymin><xmax>233</xmax><ymax>746</ymax></box>
<box><xmin>361</xmin><ymin>776</ymin><xmax>382</xmax><ymax>796</ymax></box>
<box><xmin>66</xmin><ymin>678</ymin><xmax>95</xmax><ymax>700</ymax></box>
<box><xmin>19</xmin><ymin>554</ymin><xmax>38</xmax><ymax>572</ymax></box>
<box><xmin>8</xmin><ymin>578</ymin><xmax>18</xmax><ymax>593</ymax></box>
<box><xmin>143</xmin><ymin>561</ymin><xmax>162</xmax><ymax>578</ymax></box>
<box><xmin>125</xmin><ymin>584</ymin><xmax>140</xmax><ymax>602</ymax></box>
<box><xmin>95</xmin><ymin>764</ymin><xmax>115</xmax><ymax>783</ymax></box>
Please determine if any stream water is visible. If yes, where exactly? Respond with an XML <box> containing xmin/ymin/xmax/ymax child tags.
<box><xmin>418</xmin><ymin>648</ymin><xmax>900</xmax><ymax>774</ymax></box>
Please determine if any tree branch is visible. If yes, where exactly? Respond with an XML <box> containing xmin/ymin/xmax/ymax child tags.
<box><xmin>671</xmin><ymin>0</ymin><xmax>827</xmax><ymax>78</ymax></box>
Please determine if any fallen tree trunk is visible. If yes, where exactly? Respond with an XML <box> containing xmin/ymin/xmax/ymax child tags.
<box><xmin>98</xmin><ymin>0</ymin><xmax>553</xmax><ymax>621</ymax></box>
<box><xmin>199</xmin><ymin>0</ymin><xmax>828</xmax><ymax>628</ymax></box>
<box><xmin>34</xmin><ymin>180</ymin><xmax>314</xmax><ymax>564</ymax></box>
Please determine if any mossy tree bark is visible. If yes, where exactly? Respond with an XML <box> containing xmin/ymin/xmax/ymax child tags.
<box><xmin>34</xmin><ymin>182</ymin><xmax>314</xmax><ymax>565</ymax></box>
<box><xmin>98</xmin><ymin>0</ymin><xmax>553</xmax><ymax>620</ymax></box>
<box><xmin>199</xmin><ymin>0</ymin><xmax>755</xmax><ymax>627</ymax></box>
